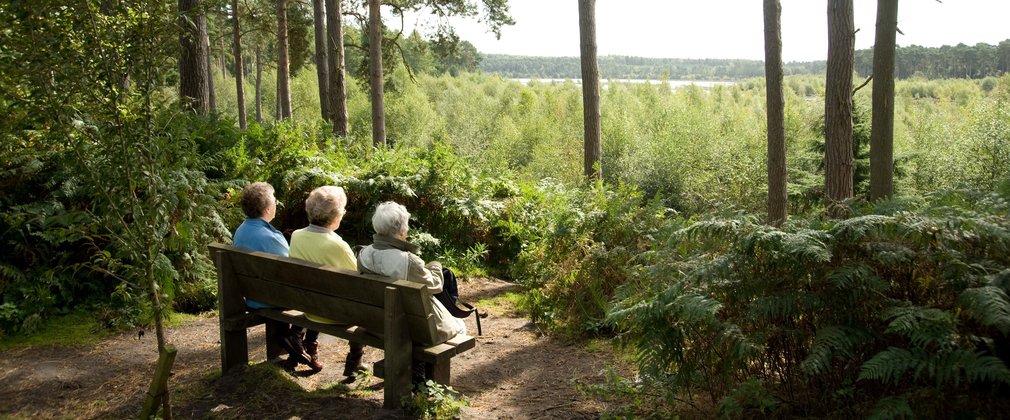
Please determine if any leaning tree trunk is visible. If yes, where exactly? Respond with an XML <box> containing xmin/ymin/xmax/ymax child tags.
<box><xmin>178</xmin><ymin>0</ymin><xmax>210</xmax><ymax>115</ymax></box>
<box><xmin>578</xmin><ymin>0</ymin><xmax>602</xmax><ymax>181</ymax></box>
<box><xmin>869</xmin><ymin>0</ymin><xmax>898</xmax><ymax>200</ymax></box>
<box><xmin>276</xmin><ymin>0</ymin><xmax>293</xmax><ymax>120</ymax></box>
<box><xmin>764</xmin><ymin>0</ymin><xmax>787</xmax><ymax>226</ymax></box>
<box><xmin>368</xmin><ymin>0</ymin><xmax>386</xmax><ymax>146</ymax></box>
<box><xmin>326</xmin><ymin>0</ymin><xmax>349</xmax><ymax>136</ymax></box>
<box><xmin>824</xmin><ymin>0</ymin><xmax>855</xmax><ymax>213</ymax></box>
<box><xmin>255</xmin><ymin>46</ymin><xmax>263</xmax><ymax>123</ymax></box>
<box><xmin>232</xmin><ymin>0</ymin><xmax>247</xmax><ymax>128</ymax></box>
<box><xmin>312</xmin><ymin>0</ymin><xmax>331</xmax><ymax>121</ymax></box>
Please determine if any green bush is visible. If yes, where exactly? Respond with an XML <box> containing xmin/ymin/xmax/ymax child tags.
<box><xmin>606</xmin><ymin>186</ymin><xmax>1010</xmax><ymax>417</ymax></box>
<box><xmin>401</xmin><ymin>380</ymin><xmax>469</xmax><ymax>419</ymax></box>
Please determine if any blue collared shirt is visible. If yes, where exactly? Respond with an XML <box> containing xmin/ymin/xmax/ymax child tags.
<box><xmin>232</xmin><ymin>218</ymin><xmax>289</xmax><ymax>308</ymax></box>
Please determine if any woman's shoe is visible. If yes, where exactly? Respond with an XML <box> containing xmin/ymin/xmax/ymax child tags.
<box><xmin>304</xmin><ymin>341</ymin><xmax>324</xmax><ymax>372</ymax></box>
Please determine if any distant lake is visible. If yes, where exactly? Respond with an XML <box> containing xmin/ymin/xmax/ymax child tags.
<box><xmin>511</xmin><ymin>78</ymin><xmax>733</xmax><ymax>90</ymax></box>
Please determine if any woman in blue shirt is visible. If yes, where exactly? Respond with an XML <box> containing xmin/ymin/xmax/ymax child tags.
<box><xmin>232</xmin><ymin>182</ymin><xmax>319</xmax><ymax>371</ymax></box>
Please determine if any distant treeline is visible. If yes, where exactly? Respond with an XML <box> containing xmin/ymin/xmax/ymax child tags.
<box><xmin>855</xmin><ymin>40</ymin><xmax>1010</xmax><ymax>79</ymax></box>
<box><xmin>478</xmin><ymin>55</ymin><xmax>822</xmax><ymax>80</ymax></box>
<box><xmin>479</xmin><ymin>39</ymin><xmax>1010</xmax><ymax>80</ymax></box>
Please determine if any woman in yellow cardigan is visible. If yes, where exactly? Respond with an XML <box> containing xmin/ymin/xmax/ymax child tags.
<box><xmin>288</xmin><ymin>185</ymin><xmax>361</xmax><ymax>377</ymax></box>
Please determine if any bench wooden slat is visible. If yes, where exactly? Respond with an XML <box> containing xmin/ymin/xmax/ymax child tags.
<box><xmin>226</xmin><ymin>250</ymin><xmax>432</xmax><ymax>318</ymax></box>
<box><xmin>242</xmin><ymin>281</ymin><xmax>439</xmax><ymax>345</ymax></box>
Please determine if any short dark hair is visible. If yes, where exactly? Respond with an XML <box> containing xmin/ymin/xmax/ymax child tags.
<box><xmin>240</xmin><ymin>182</ymin><xmax>275</xmax><ymax>218</ymax></box>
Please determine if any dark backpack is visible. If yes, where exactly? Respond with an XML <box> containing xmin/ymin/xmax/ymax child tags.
<box><xmin>435</xmin><ymin>267</ymin><xmax>486</xmax><ymax>336</ymax></box>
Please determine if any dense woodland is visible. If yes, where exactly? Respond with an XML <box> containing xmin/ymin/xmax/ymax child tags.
<box><xmin>480</xmin><ymin>40</ymin><xmax>1010</xmax><ymax>80</ymax></box>
<box><xmin>2</xmin><ymin>0</ymin><xmax>1010</xmax><ymax>418</ymax></box>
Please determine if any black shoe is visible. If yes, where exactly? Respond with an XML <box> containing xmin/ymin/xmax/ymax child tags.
<box><xmin>342</xmin><ymin>350</ymin><xmax>364</xmax><ymax>377</ymax></box>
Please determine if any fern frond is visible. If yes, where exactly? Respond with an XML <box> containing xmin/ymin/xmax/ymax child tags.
<box><xmin>959</xmin><ymin>285</ymin><xmax>1010</xmax><ymax>335</ymax></box>
<box><xmin>858</xmin><ymin>347</ymin><xmax>919</xmax><ymax>385</ymax></box>
<box><xmin>801</xmin><ymin>326</ymin><xmax>871</xmax><ymax>376</ymax></box>
<box><xmin>867</xmin><ymin>396</ymin><xmax>913</xmax><ymax>420</ymax></box>
<box><xmin>881</xmin><ymin>306</ymin><xmax>955</xmax><ymax>348</ymax></box>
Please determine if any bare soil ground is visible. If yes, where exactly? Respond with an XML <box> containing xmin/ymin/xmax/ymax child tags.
<box><xmin>0</xmin><ymin>278</ymin><xmax>628</xmax><ymax>419</ymax></box>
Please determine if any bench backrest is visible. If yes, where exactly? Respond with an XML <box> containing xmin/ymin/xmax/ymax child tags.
<box><xmin>209</xmin><ymin>243</ymin><xmax>442</xmax><ymax>346</ymax></box>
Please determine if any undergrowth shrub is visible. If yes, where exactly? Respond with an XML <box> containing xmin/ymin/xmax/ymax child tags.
<box><xmin>605</xmin><ymin>185</ymin><xmax>1010</xmax><ymax>418</ymax></box>
<box><xmin>508</xmin><ymin>181</ymin><xmax>676</xmax><ymax>334</ymax></box>
<box><xmin>401</xmin><ymin>380</ymin><xmax>469</xmax><ymax>419</ymax></box>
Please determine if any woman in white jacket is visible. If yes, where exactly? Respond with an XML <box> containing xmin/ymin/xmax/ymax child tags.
<box><xmin>357</xmin><ymin>201</ymin><xmax>466</xmax><ymax>344</ymax></box>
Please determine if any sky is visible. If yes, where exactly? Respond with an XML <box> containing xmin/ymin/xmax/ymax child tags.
<box><xmin>406</xmin><ymin>0</ymin><xmax>1010</xmax><ymax>62</ymax></box>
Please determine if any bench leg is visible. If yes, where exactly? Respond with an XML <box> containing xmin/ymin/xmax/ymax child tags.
<box><xmin>264</xmin><ymin>320</ymin><xmax>286</xmax><ymax>360</ymax></box>
<box><xmin>426</xmin><ymin>360</ymin><xmax>451</xmax><ymax>385</ymax></box>
<box><xmin>221</xmin><ymin>328</ymin><xmax>249</xmax><ymax>372</ymax></box>
<box><xmin>384</xmin><ymin>287</ymin><xmax>412</xmax><ymax>409</ymax></box>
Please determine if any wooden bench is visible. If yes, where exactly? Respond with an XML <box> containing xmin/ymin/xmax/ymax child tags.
<box><xmin>209</xmin><ymin>243</ymin><xmax>476</xmax><ymax>409</ymax></box>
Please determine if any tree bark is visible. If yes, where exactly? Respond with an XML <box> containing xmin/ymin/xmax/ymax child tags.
<box><xmin>204</xmin><ymin>24</ymin><xmax>216</xmax><ymax>113</ymax></box>
<box><xmin>578</xmin><ymin>0</ymin><xmax>602</xmax><ymax>181</ymax></box>
<box><xmin>178</xmin><ymin>0</ymin><xmax>210</xmax><ymax>115</ymax></box>
<box><xmin>869</xmin><ymin>0</ymin><xmax>898</xmax><ymax>200</ymax></box>
<box><xmin>326</xmin><ymin>0</ymin><xmax>349</xmax><ymax>136</ymax></box>
<box><xmin>276</xmin><ymin>0</ymin><xmax>293</xmax><ymax>120</ymax></box>
<box><xmin>368</xmin><ymin>0</ymin><xmax>386</xmax><ymax>146</ymax></box>
<box><xmin>764</xmin><ymin>0</ymin><xmax>787</xmax><ymax>226</ymax></box>
<box><xmin>824</xmin><ymin>0</ymin><xmax>855</xmax><ymax>212</ymax></box>
<box><xmin>312</xmin><ymin>0</ymin><xmax>331</xmax><ymax>121</ymax></box>
<box><xmin>232</xmin><ymin>0</ymin><xmax>247</xmax><ymax>129</ymax></box>
<box><xmin>255</xmin><ymin>46</ymin><xmax>263</xmax><ymax>123</ymax></box>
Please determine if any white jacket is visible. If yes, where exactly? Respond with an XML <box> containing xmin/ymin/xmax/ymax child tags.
<box><xmin>357</xmin><ymin>234</ymin><xmax>464</xmax><ymax>344</ymax></box>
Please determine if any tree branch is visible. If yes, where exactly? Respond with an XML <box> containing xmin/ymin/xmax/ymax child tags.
<box><xmin>852</xmin><ymin>75</ymin><xmax>872</xmax><ymax>95</ymax></box>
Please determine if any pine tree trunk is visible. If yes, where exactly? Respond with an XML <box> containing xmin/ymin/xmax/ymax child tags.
<box><xmin>205</xmin><ymin>27</ymin><xmax>216</xmax><ymax>113</ymax></box>
<box><xmin>312</xmin><ymin>0</ymin><xmax>331</xmax><ymax>121</ymax></box>
<box><xmin>764</xmin><ymin>0</ymin><xmax>787</xmax><ymax>226</ymax></box>
<box><xmin>869</xmin><ymin>0</ymin><xmax>898</xmax><ymax>200</ymax></box>
<box><xmin>178</xmin><ymin>0</ymin><xmax>209</xmax><ymax>115</ymax></box>
<box><xmin>824</xmin><ymin>0</ymin><xmax>855</xmax><ymax>212</ymax></box>
<box><xmin>255</xmin><ymin>46</ymin><xmax>263</xmax><ymax>123</ymax></box>
<box><xmin>368</xmin><ymin>0</ymin><xmax>386</xmax><ymax>146</ymax></box>
<box><xmin>578</xmin><ymin>0</ymin><xmax>602</xmax><ymax>181</ymax></box>
<box><xmin>326</xmin><ymin>0</ymin><xmax>349</xmax><ymax>136</ymax></box>
<box><xmin>232</xmin><ymin>0</ymin><xmax>247</xmax><ymax>129</ymax></box>
<box><xmin>277</xmin><ymin>0</ymin><xmax>293</xmax><ymax>120</ymax></box>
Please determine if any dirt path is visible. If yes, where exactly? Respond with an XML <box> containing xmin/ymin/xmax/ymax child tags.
<box><xmin>0</xmin><ymin>279</ymin><xmax>625</xmax><ymax>419</ymax></box>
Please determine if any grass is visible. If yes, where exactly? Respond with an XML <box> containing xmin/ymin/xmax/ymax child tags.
<box><xmin>0</xmin><ymin>311</ymin><xmax>110</xmax><ymax>351</ymax></box>
<box><xmin>475</xmin><ymin>291</ymin><xmax>524</xmax><ymax>316</ymax></box>
<box><xmin>0</xmin><ymin>309</ymin><xmax>207</xmax><ymax>351</ymax></box>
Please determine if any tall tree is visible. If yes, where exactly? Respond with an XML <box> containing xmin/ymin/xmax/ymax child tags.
<box><xmin>326</xmin><ymin>0</ymin><xmax>348</xmax><ymax>135</ymax></box>
<box><xmin>312</xmin><ymin>0</ymin><xmax>330</xmax><ymax>121</ymax></box>
<box><xmin>368</xmin><ymin>0</ymin><xmax>385</xmax><ymax>146</ymax></box>
<box><xmin>255</xmin><ymin>46</ymin><xmax>264</xmax><ymax>122</ymax></box>
<box><xmin>824</xmin><ymin>0</ymin><xmax>855</xmax><ymax>211</ymax></box>
<box><xmin>179</xmin><ymin>0</ymin><xmax>210</xmax><ymax>114</ymax></box>
<box><xmin>277</xmin><ymin>0</ymin><xmax>293</xmax><ymax>119</ymax></box>
<box><xmin>764</xmin><ymin>0</ymin><xmax>787</xmax><ymax>226</ymax></box>
<box><xmin>204</xmin><ymin>21</ymin><xmax>217</xmax><ymax>113</ymax></box>
<box><xmin>578</xmin><ymin>0</ymin><xmax>601</xmax><ymax>181</ymax></box>
<box><xmin>232</xmin><ymin>0</ymin><xmax>248</xmax><ymax>128</ymax></box>
<box><xmin>869</xmin><ymin>0</ymin><xmax>898</xmax><ymax>200</ymax></box>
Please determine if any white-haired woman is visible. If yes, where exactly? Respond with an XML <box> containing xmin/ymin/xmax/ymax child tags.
<box><xmin>288</xmin><ymin>186</ymin><xmax>359</xmax><ymax>375</ymax></box>
<box><xmin>358</xmin><ymin>201</ymin><xmax>466</xmax><ymax>346</ymax></box>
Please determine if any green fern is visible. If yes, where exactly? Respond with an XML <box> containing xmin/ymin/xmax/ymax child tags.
<box><xmin>867</xmin><ymin>396</ymin><xmax>914</xmax><ymax>420</ymax></box>
<box><xmin>800</xmin><ymin>326</ymin><xmax>871</xmax><ymax>376</ymax></box>
<box><xmin>959</xmin><ymin>285</ymin><xmax>1010</xmax><ymax>334</ymax></box>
